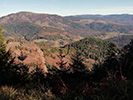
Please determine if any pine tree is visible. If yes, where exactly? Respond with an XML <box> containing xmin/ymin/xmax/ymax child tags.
<box><xmin>0</xmin><ymin>28</ymin><xmax>14</xmax><ymax>85</ymax></box>
<box><xmin>121</xmin><ymin>39</ymin><xmax>133</xmax><ymax>80</ymax></box>
<box><xmin>71</xmin><ymin>49</ymin><xmax>87</xmax><ymax>73</ymax></box>
<box><xmin>0</xmin><ymin>28</ymin><xmax>6</xmax><ymax>56</ymax></box>
<box><xmin>0</xmin><ymin>28</ymin><xmax>7</xmax><ymax>68</ymax></box>
<box><xmin>56</xmin><ymin>49</ymin><xmax>67</xmax><ymax>71</ymax></box>
<box><xmin>0</xmin><ymin>28</ymin><xmax>30</xmax><ymax>85</ymax></box>
<box><xmin>102</xmin><ymin>52</ymin><xmax>121</xmax><ymax>80</ymax></box>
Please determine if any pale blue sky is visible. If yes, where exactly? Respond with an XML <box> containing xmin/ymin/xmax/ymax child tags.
<box><xmin>0</xmin><ymin>0</ymin><xmax>133</xmax><ymax>17</ymax></box>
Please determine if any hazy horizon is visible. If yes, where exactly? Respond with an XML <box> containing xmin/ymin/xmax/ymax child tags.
<box><xmin>0</xmin><ymin>11</ymin><xmax>133</xmax><ymax>18</ymax></box>
<box><xmin>1</xmin><ymin>0</ymin><xmax>133</xmax><ymax>17</ymax></box>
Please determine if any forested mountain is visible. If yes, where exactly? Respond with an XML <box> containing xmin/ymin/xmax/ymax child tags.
<box><xmin>0</xmin><ymin>12</ymin><xmax>133</xmax><ymax>47</ymax></box>
<box><xmin>66</xmin><ymin>14</ymin><xmax>133</xmax><ymax>46</ymax></box>
<box><xmin>0</xmin><ymin>12</ymin><xmax>73</xmax><ymax>40</ymax></box>
<box><xmin>66</xmin><ymin>37</ymin><xmax>118</xmax><ymax>61</ymax></box>
<box><xmin>65</xmin><ymin>14</ymin><xmax>133</xmax><ymax>25</ymax></box>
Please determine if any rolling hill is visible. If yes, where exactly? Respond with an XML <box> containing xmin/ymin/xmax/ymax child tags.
<box><xmin>0</xmin><ymin>12</ymin><xmax>73</xmax><ymax>40</ymax></box>
<box><xmin>0</xmin><ymin>12</ymin><xmax>133</xmax><ymax>46</ymax></box>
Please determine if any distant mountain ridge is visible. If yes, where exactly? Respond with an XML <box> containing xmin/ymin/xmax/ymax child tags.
<box><xmin>0</xmin><ymin>12</ymin><xmax>133</xmax><ymax>46</ymax></box>
<box><xmin>0</xmin><ymin>12</ymin><xmax>73</xmax><ymax>40</ymax></box>
<box><xmin>65</xmin><ymin>14</ymin><xmax>133</xmax><ymax>25</ymax></box>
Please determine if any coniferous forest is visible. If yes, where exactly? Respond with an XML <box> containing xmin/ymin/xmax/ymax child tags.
<box><xmin>0</xmin><ymin>25</ymin><xmax>133</xmax><ymax>100</ymax></box>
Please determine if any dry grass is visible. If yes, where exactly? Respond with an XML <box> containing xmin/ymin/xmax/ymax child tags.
<box><xmin>0</xmin><ymin>86</ymin><xmax>57</xmax><ymax>100</ymax></box>
<box><xmin>0</xmin><ymin>86</ymin><xmax>17</xmax><ymax>100</ymax></box>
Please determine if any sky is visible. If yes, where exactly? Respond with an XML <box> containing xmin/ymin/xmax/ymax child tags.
<box><xmin>0</xmin><ymin>0</ymin><xmax>133</xmax><ymax>17</ymax></box>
